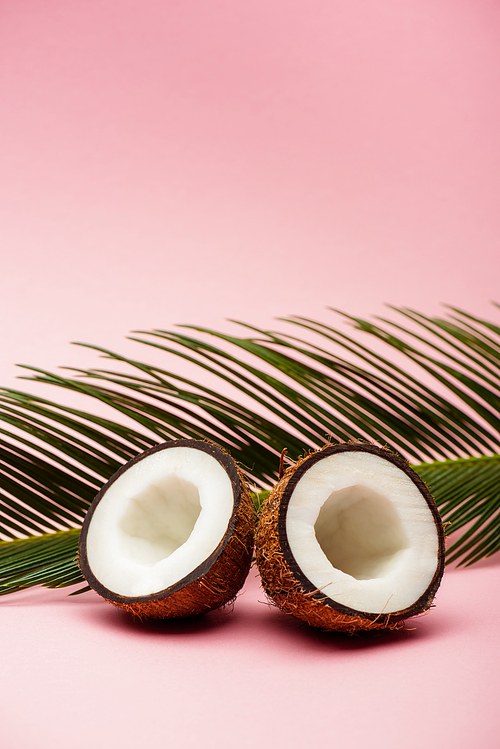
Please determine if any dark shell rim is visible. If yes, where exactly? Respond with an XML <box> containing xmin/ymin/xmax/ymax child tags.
<box><xmin>78</xmin><ymin>439</ymin><xmax>242</xmax><ymax>604</ymax></box>
<box><xmin>277</xmin><ymin>443</ymin><xmax>446</xmax><ymax>622</ymax></box>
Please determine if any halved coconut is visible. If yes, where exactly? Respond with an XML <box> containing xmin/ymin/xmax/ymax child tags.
<box><xmin>79</xmin><ymin>440</ymin><xmax>254</xmax><ymax>618</ymax></box>
<box><xmin>256</xmin><ymin>443</ymin><xmax>445</xmax><ymax>632</ymax></box>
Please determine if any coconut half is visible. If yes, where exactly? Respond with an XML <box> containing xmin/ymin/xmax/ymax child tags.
<box><xmin>256</xmin><ymin>443</ymin><xmax>445</xmax><ymax>632</ymax></box>
<box><xmin>79</xmin><ymin>440</ymin><xmax>254</xmax><ymax>618</ymax></box>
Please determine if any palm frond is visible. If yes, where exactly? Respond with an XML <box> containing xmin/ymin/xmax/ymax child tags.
<box><xmin>0</xmin><ymin>529</ymin><xmax>83</xmax><ymax>595</ymax></box>
<box><xmin>0</xmin><ymin>304</ymin><xmax>499</xmax><ymax>597</ymax></box>
<box><xmin>414</xmin><ymin>454</ymin><xmax>500</xmax><ymax>566</ymax></box>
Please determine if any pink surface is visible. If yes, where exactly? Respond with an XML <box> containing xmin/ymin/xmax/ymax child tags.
<box><xmin>2</xmin><ymin>565</ymin><xmax>500</xmax><ymax>749</ymax></box>
<box><xmin>1</xmin><ymin>2</ymin><xmax>500</xmax><ymax>748</ymax></box>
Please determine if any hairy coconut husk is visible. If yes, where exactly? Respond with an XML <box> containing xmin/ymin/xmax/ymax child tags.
<box><xmin>79</xmin><ymin>440</ymin><xmax>254</xmax><ymax>619</ymax></box>
<box><xmin>256</xmin><ymin>443</ymin><xmax>445</xmax><ymax>633</ymax></box>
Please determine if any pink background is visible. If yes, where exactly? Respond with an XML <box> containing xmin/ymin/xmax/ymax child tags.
<box><xmin>1</xmin><ymin>2</ymin><xmax>500</xmax><ymax>747</ymax></box>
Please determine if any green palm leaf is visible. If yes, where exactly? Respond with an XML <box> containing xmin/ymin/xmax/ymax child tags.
<box><xmin>0</xmin><ymin>304</ymin><xmax>499</xmax><ymax>597</ymax></box>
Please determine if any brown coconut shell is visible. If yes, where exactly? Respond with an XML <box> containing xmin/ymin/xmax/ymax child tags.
<box><xmin>79</xmin><ymin>440</ymin><xmax>255</xmax><ymax>619</ymax></box>
<box><xmin>256</xmin><ymin>443</ymin><xmax>445</xmax><ymax>633</ymax></box>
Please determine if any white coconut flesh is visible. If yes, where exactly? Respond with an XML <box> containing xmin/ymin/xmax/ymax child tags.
<box><xmin>85</xmin><ymin>447</ymin><xmax>234</xmax><ymax>598</ymax></box>
<box><xmin>285</xmin><ymin>451</ymin><xmax>440</xmax><ymax>615</ymax></box>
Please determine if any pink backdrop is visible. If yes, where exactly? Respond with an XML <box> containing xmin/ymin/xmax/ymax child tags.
<box><xmin>1</xmin><ymin>2</ymin><xmax>499</xmax><ymax>747</ymax></box>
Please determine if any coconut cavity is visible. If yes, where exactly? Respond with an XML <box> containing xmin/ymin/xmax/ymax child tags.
<box><xmin>118</xmin><ymin>475</ymin><xmax>202</xmax><ymax>567</ymax></box>
<box><xmin>314</xmin><ymin>484</ymin><xmax>409</xmax><ymax>581</ymax></box>
<box><xmin>256</xmin><ymin>444</ymin><xmax>445</xmax><ymax>632</ymax></box>
<box><xmin>79</xmin><ymin>440</ymin><xmax>255</xmax><ymax>618</ymax></box>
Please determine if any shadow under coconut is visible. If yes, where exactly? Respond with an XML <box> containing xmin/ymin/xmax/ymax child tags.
<box><xmin>260</xmin><ymin>602</ymin><xmax>449</xmax><ymax>652</ymax></box>
<box><xmin>86</xmin><ymin>598</ymin><xmax>241</xmax><ymax>637</ymax></box>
